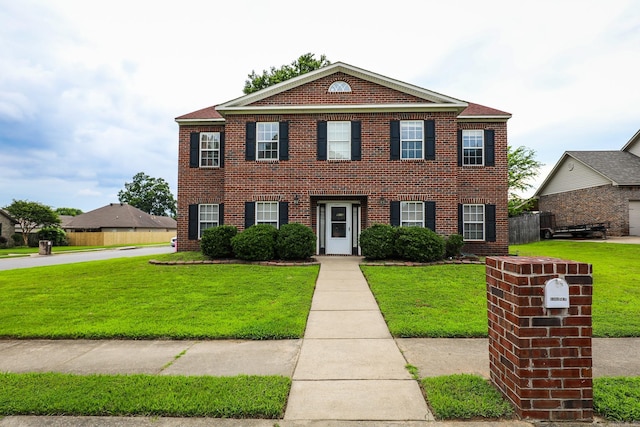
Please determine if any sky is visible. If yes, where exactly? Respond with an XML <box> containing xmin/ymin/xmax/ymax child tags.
<box><xmin>1</xmin><ymin>0</ymin><xmax>639</xmax><ymax>213</ymax></box>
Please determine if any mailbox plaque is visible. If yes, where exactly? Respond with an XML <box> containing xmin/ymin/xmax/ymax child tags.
<box><xmin>544</xmin><ymin>278</ymin><xmax>570</xmax><ymax>308</ymax></box>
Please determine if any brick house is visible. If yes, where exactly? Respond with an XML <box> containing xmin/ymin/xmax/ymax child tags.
<box><xmin>535</xmin><ymin>129</ymin><xmax>640</xmax><ymax>236</ymax></box>
<box><xmin>175</xmin><ymin>62</ymin><xmax>511</xmax><ymax>256</ymax></box>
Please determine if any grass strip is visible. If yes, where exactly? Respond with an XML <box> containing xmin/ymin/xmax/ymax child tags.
<box><xmin>0</xmin><ymin>256</ymin><xmax>318</xmax><ymax>339</ymax></box>
<box><xmin>362</xmin><ymin>264</ymin><xmax>487</xmax><ymax>337</ymax></box>
<box><xmin>421</xmin><ymin>374</ymin><xmax>513</xmax><ymax>420</ymax></box>
<box><xmin>593</xmin><ymin>377</ymin><xmax>640</xmax><ymax>421</ymax></box>
<box><xmin>0</xmin><ymin>372</ymin><xmax>290</xmax><ymax>418</ymax></box>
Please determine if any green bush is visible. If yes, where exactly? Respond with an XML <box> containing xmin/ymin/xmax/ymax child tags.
<box><xmin>231</xmin><ymin>225</ymin><xmax>278</xmax><ymax>261</ymax></box>
<box><xmin>37</xmin><ymin>227</ymin><xmax>68</xmax><ymax>246</ymax></box>
<box><xmin>200</xmin><ymin>225</ymin><xmax>238</xmax><ymax>259</ymax></box>
<box><xmin>394</xmin><ymin>227</ymin><xmax>445</xmax><ymax>262</ymax></box>
<box><xmin>275</xmin><ymin>223</ymin><xmax>315</xmax><ymax>260</ymax></box>
<box><xmin>445</xmin><ymin>234</ymin><xmax>464</xmax><ymax>258</ymax></box>
<box><xmin>360</xmin><ymin>224</ymin><xmax>396</xmax><ymax>260</ymax></box>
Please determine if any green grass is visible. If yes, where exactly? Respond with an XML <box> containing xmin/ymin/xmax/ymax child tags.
<box><xmin>0</xmin><ymin>244</ymin><xmax>163</xmax><ymax>256</ymax></box>
<box><xmin>421</xmin><ymin>374</ymin><xmax>513</xmax><ymax>420</ymax></box>
<box><xmin>0</xmin><ymin>372</ymin><xmax>289</xmax><ymax>418</ymax></box>
<box><xmin>594</xmin><ymin>377</ymin><xmax>640</xmax><ymax>421</ymax></box>
<box><xmin>511</xmin><ymin>241</ymin><xmax>640</xmax><ymax>337</ymax></box>
<box><xmin>0</xmin><ymin>256</ymin><xmax>319</xmax><ymax>339</ymax></box>
<box><xmin>361</xmin><ymin>264</ymin><xmax>487</xmax><ymax>337</ymax></box>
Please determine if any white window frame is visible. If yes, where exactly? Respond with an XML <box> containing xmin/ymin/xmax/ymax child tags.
<box><xmin>328</xmin><ymin>81</ymin><xmax>352</xmax><ymax>92</ymax></box>
<box><xmin>400</xmin><ymin>120</ymin><xmax>424</xmax><ymax>160</ymax></box>
<box><xmin>462</xmin><ymin>204</ymin><xmax>485</xmax><ymax>241</ymax></box>
<box><xmin>198</xmin><ymin>204</ymin><xmax>219</xmax><ymax>238</ymax></box>
<box><xmin>257</xmin><ymin>122</ymin><xmax>279</xmax><ymax>160</ymax></box>
<box><xmin>200</xmin><ymin>132</ymin><xmax>220</xmax><ymax>167</ymax></box>
<box><xmin>462</xmin><ymin>129</ymin><xmax>484</xmax><ymax>166</ymax></box>
<box><xmin>401</xmin><ymin>201</ymin><xmax>424</xmax><ymax>227</ymax></box>
<box><xmin>327</xmin><ymin>121</ymin><xmax>351</xmax><ymax>160</ymax></box>
<box><xmin>256</xmin><ymin>201</ymin><xmax>279</xmax><ymax>228</ymax></box>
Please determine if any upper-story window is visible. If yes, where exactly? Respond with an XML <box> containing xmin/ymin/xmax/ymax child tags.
<box><xmin>401</xmin><ymin>121</ymin><xmax>424</xmax><ymax>160</ymax></box>
<box><xmin>200</xmin><ymin>132</ymin><xmax>220</xmax><ymax>167</ymax></box>
<box><xmin>462</xmin><ymin>130</ymin><xmax>484</xmax><ymax>166</ymax></box>
<box><xmin>327</xmin><ymin>121</ymin><xmax>351</xmax><ymax>160</ymax></box>
<box><xmin>328</xmin><ymin>81</ymin><xmax>352</xmax><ymax>92</ymax></box>
<box><xmin>257</xmin><ymin>122</ymin><xmax>279</xmax><ymax>160</ymax></box>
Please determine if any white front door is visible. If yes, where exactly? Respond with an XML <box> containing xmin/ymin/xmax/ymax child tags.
<box><xmin>326</xmin><ymin>203</ymin><xmax>352</xmax><ymax>255</ymax></box>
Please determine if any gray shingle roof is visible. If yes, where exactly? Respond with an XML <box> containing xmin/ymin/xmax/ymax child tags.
<box><xmin>65</xmin><ymin>204</ymin><xmax>176</xmax><ymax>230</ymax></box>
<box><xmin>567</xmin><ymin>151</ymin><xmax>640</xmax><ymax>185</ymax></box>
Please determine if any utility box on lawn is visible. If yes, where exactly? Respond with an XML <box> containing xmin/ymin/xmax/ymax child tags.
<box><xmin>38</xmin><ymin>240</ymin><xmax>52</xmax><ymax>255</ymax></box>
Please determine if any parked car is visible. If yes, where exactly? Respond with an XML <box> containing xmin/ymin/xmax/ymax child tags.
<box><xmin>170</xmin><ymin>237</ymin><xmax>177</xmax><ymax>247</ymax></box>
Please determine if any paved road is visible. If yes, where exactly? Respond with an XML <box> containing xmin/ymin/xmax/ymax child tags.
<box><xmin>0</xmin><ymin>246</ymin><xmax>175</xmax><ymax>271</ymax></box>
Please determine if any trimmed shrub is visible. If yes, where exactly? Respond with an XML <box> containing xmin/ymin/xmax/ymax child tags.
<box><xmin>200</xmin><ymin>225</ymin><xmax>238</xmax><ymax>259</ymax></box>
<box><xmin>360</xmin><ymin>224</ymin><xmax>396</xmax><ymax>260</ymax></box>
<box><xmin>38</xmin><ymin>226</ymin><xmax>68</xmax><ymax>246</ymax></box>
<box><xmin>445</xmin><ymin>234</ymin><xmax>465</xmax><ymax>258</ymax></box>
<box><xmin>231</xmin><ymin>224</ymin><xmax>278</xmax><ymax>261</ymax></box>
<box><xmin>275</xmin><ymin>223</ymin><xmax>315</xmax><ymax>260</ymax></box>
<box><xmin>394</xmin><ymin>227</ymin><xmax>445</xmax><ymax>262</ymax></box>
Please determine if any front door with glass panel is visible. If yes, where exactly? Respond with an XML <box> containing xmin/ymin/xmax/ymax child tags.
<box><xmin>326</xmin><ymin>203</ymin><xmax>352</xmax><ymax>255</ymax></box>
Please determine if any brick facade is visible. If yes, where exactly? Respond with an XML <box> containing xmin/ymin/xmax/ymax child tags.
<box><xmin>486</xmin><ymin>256</ymin><xmax>593</xmax><ymax>421</ymax></box>
<box><xmin>176</xmin><ymin>63</ymin><xmax>510</xmax><ymax>255</ymax></box>
<box><xmin>539</xmin><ymin>184</ymin><xmax>640</xmax><ymax>236</ymax></box>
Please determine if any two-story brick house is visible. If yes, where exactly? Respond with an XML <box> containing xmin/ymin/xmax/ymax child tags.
<box><xmin>175</xmin><ymin>62</ymin><xmax>511</xmax><ymax>256</ymax></box>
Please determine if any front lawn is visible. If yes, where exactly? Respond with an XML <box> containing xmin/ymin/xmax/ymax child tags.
<box><xmin>0</xmin><ymin>256</ymin><xmax>318</xmax><ymax>339</ymax></box>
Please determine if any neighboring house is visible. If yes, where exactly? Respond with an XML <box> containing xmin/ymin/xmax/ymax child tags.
<box><xmin>175</xmin><ymin>62</ymin><xmax>511</xmax><ymax>256</ymax></box>
<box><xmin>535</xmin><ymin>129</ymin><xmax>640</xmax><ymax>236</ymax></box>
<box><xmin>64</xmin><ymin>203</ymin><xmax>176</xmax><ymax>245</ymax></box>
<box><xmin>0</xmin><ymin>209</ymin><xmax>17</xmax><ymax>241</ymax></box>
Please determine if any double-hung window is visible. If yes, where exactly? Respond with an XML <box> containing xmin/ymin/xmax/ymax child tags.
<box><xmin>327</xmin><ymin>121</ymin><xmax>351</xmax><ymax>160</ymax></box>
<box><xmin>256</xmin><ymin>202</ymin><xmax>279</xmax><ymax>227</ymax></box>
<box><xmin>401</xmin><ymin>201</ymin><xmax>424</xmax><ymax>227</ymax></box>
<box><xmin>462</xmin><ymin>204</ymin><xmax>484</xmax><ymax>241</ymax></box>
<box><xmin>198</xmin><ymin>204</ymin><xmax>219</xmax><ymax>238</ymax></box>
<box><xmin>462</xmin><ymin>130</ymin><xmax>484</xmax><ymax>166</ymax></box>
<box><xmin>200</xmin><ymin>132</ymin><xmax>220</xmax><ymax>167</ymax></box>
<box><xmin>401</xmin><ymin>121</ymin><xmax>424</xmax><ymax>160</ymax></box>
<box><xmin>257</xmin><ymin>122</ymin><xmax>279</xmax><ymax>160</ymax></box>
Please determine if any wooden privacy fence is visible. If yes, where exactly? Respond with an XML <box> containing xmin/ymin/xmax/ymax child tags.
<box><xmin>67</xmin><ymin>231</ymin><xmax>175</xmax><ymax>246</ymax></box>
<box><xmin>509</xmin><ymin>213</ymin><xmax>540</xmax><ymax>245</ymax></box>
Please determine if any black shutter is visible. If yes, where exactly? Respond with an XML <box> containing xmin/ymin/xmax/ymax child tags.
<box><xmin>390</xmin><ymin>201</ymin><xmax>400</xmax><ymax>226</ymax></box>
<box><xmin>317</xmin><ymin>121</ymin><xmax>327</xmax><ymax>160</ymax></box>
<box><xmin>390</xmin><ymin>120</ymin><xmax>400</xmax><ymax>160</ymax></box>
<box><xmin>457</xmin><ymin>130</ymin><xmax>463</xmax><ymax>166</ymax></box>
<box><xmin>189</xmin><ymin>132</ymin><xmax>200</xmax><ymax>168</ymax></box>
<box><xmin>351</xmin><ymin>120</ymin><xmax>361</xmax><ymax>161</ymax></box>
<box><xmin>485</xmin><ymin>204</ymin><xmax>496</xmax><ymax>242</ymax></box>
<box><xmin>279</xmin><ymin>201</ymin><xmax>289</xmax><ymax>227</ymax></box>
<box><xmin>244</xmin><ymin>202</ymin><xmax>255</xmax><ymax>229</ymax></box>
<box><xmin>246</xmin><ymin>122</ymin><xmax>256</xmax><ymax>161</ymax></box>
<box><xmin>188</xmin><ymin>204</ymin><xmax>198</xmax><ymax>240</ymax></box>
<box><xmin>279</xmin><ymin>122</ymin><xmax>289</xmax><ymax>161</ymax></box>
<box><xmin>219</xmin><ymin>132</ymin><xmax>225</xmax><ymax>168</ymax></box>
<box><xmin>218</xmin><ymin>203</ymin><xmax>224</xmax><ymax>226</ymax></box>
<box><xmin>425</xmin><ymin>201</ymin><xmax>436</xmax><ymax>232</ymax></box>
<box><xmin>484</xmin><ymin>129</ymin><xmax>495</xmax><ymax>166</ymax></box>
<box><xmin>425</xmin><ymin>120</ymin><xmax>435</xmax><ymax>160</ymax></box>
<box><xmin>458</xmin><ymin>204</ymin><xmax>463</xmax><ymax>235</ymax></box>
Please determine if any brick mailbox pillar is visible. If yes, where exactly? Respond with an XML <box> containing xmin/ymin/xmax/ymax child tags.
<box><xmin>486</xmin><ymin>256</ymin><xmax>593</xmax><ymax>422</ymax></box>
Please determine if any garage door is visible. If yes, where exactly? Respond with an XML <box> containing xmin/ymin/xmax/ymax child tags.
<box><xmin>630</xmin><ymin>201</ymin><xmax>640</xmax><ymax>236</ymax></box>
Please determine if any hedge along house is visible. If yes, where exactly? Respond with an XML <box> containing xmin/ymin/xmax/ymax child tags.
<box><xmin>175</xmin><ymin>62</ymin><xmax>511</xmax><ymax>256</ymax></box>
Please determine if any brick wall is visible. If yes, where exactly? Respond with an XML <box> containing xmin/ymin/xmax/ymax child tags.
<box><xmin>539</xmin><ymin>184</ymin><xmax>640</xmax><ymax>236</ymax></box>
<box><xmin>486</xmin><ymin>256</ymin><xmax>593</xmax><ymax>421</ymax></box>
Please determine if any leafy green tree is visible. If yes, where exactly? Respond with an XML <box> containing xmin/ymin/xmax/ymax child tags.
<box><xmin>117</xmin><ymin>172</ymin><xmax>177</xmax><ymax>217</ymax></box>
<box><xmin>508</xmin><ymin>145</ymin><xmax>543</xmax><ymax>216</ymax></box>
<box><xmin>4</xmin><ymin>200</ymin><xmax>60</xmax><ymax>246</ymax></box>
<box><xmin>243</xmin><ymin>53</ymin><xmax>331</xmax><ymax>94</ymax></box>
<box><xmin>55</xmin><ymin>207</ymin><xmax>83</xmax><ymax>216</ymax></box>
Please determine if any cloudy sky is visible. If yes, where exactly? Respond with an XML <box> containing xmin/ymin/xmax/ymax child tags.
<box><xmin>1</xmin><ymin>0</ymin><xmax>638</xmax><ymax>212</ymax></box>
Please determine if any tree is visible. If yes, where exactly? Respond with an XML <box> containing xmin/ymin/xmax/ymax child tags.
<box><xmin>508</xmin><ymin>145</ymin><xmax>543</xmax><ymax>216</ymax></box>
<box><xmin>55</xmin><ymin>207</ymin><xmax>83</xmax><ymax>216</ymax></box>
<box><xmin>117</xmin><ymin>172</ymin><xmax>177</xmax><ymax>217</ymax></box>
<box><xmin>243</xmin><ymin>53</ymin><xmax>331</xmax><ymax>94</ymax></box>
<box><xmin>4</xmin><ymin>200</ymin><xmax>60</xmax><ymax>246</ymax></box>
